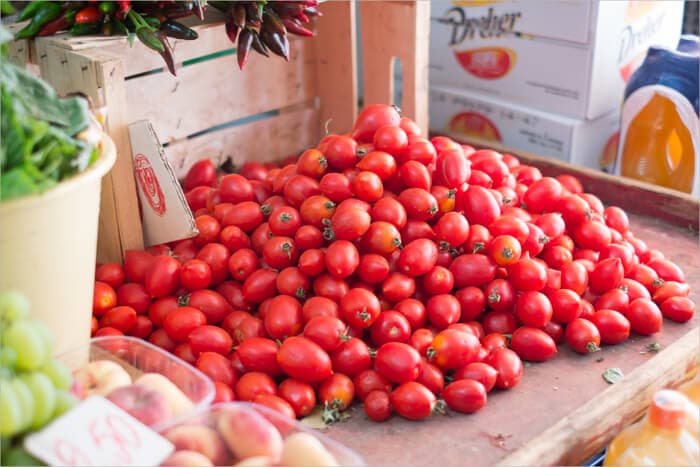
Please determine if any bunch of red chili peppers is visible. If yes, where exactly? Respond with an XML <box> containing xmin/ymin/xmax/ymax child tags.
<box><xmin>12</xmin><ymin>1</ymin><xmax>318</xmax><ymax>75</ymax></box>
<box><xmin>208</xmin><ymin>1</ymin><xmax>321</xmax><ymax>69</ymax></box>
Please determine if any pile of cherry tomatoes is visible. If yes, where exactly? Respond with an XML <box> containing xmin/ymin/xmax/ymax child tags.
<box><xmin>91</xmin><ymin>104</ymin><xmax>696</xmax><ymax>422</ymax></box>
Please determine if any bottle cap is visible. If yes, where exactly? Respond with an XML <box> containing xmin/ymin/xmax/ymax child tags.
<box><xmin>648</xmin><ymin>389</ymin><xmax>687</xmax><ymax>430</ymax></box>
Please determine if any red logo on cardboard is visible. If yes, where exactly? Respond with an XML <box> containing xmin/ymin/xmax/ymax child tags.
<box><xmin>454</xmin><ymin>47</ymin><xmax>516</xmax><ymax>80</ymax></box>
<box><xmin>448</xmin><ymin>112</ymin><xmax>503</xmax><ymax>142</ymax></box>
<box><xmin>134</xmin><ymin>154</ymin><xmax>166</xmax><ymax>216</ymax></box>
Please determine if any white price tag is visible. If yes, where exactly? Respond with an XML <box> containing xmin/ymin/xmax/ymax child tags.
<box><xmin>24</xmin><ymin>396</ymin><xmax>174</xmax><ymax>467</ymax></box>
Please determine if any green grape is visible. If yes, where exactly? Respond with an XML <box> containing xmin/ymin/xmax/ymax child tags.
<box><xmin>53</xmin><ymin>389</ymin><xmax>78</xmax><ymax>418</ymax></box>
<box><xmin>30</xmin><ymin>319</ymin><xmax>55</xmax><ymax>355</ymax></box>
<box><xmin>39</xmin><ymin>358</ymin><xmax>72</xmax><ymax>391</ymax></box>
<box><xmin>1</xmin><ymin>447</ymin><xmax>43</xmax><ymax>466</ymax></box>
<box><xmin>19</xmin><ymin>373</ymin><xmax>56</xmax><ymax>431</ymax></box>
<box><xmin>9</xmin><ymin>378</ymin><xmax>34</xmax><ymax>432</ymax></box>
<box><xmin>0</xmin><ymin>347</ymin><xmax>17</xmax><ymax>369</ymax></box>
<box><xmin>0</xmin><ymin>381</ymin><xmax>23</xmax><ymax>437</ymax></box>
<box><xmin>3</xmin><ymin>321</ymin><xmax>48</xmax><ymax>371</ymax></box>
<box><xmin>0</xmin><ymin>291</ymin><xmax>30</xmax><ymax>325</ymax></box>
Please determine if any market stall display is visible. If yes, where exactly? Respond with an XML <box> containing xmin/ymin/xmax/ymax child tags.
<box><xmin>90</xmin><ymin>106</ymin><xmax>699</xmax><ymax>465</ymax></box>
<box><xmin>2</xmin><ymin>1</ymin><xmax>698</xmax><ymax>466</ymax></box>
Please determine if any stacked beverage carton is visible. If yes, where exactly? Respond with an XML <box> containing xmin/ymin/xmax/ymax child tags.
<box><xmin>428</xmin><ymin>0</ymin><xmax>685</xmax><ymax>170</ymax></box>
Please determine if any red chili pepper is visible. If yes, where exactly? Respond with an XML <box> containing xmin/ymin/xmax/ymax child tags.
<box><xmin>283</xmin><ymin>17</ymin><xmax>314</xmax><ymax>37</ymax></box>
<box><xmin>118</xmin><ymin>1</ymin><xmax>131</xmax><ymax>13</ymax></box>
<box><xmin>37</xmin><ymin>15</ymin><xmax>71</xmax><ymax>36</ymax></box>
<box><xmin>75</xmin><ymin>6</ymin><xmax>103</xmax><ymax>24</ymax></box>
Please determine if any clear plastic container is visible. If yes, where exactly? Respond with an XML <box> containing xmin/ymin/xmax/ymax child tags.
<box><xmin>604</xmin><ymin>389</ymin><xmax>700</xmax><ymax>466</ymax></box>
<box><xmin>159</xmin><ymin>401</ymin><xmax>367</xmax><ymax>466</ymax></box>
<box><xmin>58</xmin><ymin>336</ymin><xmax>215</xmax><ymax>432</ymax></box>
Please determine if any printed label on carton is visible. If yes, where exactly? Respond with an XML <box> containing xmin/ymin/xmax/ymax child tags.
<box><xmin>128</xmin><ymin>120</ymin><xmax>198</xmax><ymax>246</ymax></box>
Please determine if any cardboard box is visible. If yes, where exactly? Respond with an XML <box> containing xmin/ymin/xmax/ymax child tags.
<box><xmin>429</xmin><ymin>0</ymin><xmax>685</xmax><ymax>119</ymax></box>
<box><xmin>430</xmin><ymin>86</ymin><xmax>620</xmax><ymax>170</ymax></box>
<box><xmin>128</xmin><ymin>121</ymin><xmax>198</xmax><ymax>247</ymax></box>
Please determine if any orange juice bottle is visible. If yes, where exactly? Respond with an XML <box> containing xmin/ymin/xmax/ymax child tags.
<box><xmin>604</xmin><ymin>390</ymin><xmax>700</xmax><ymax>466</ymax></box>
<box><xmin>680</xmin><ymin>373</ymin><xmax>700</xmax><ymax>406</ymax></box>
<box><xmin>614</xmin><ymin>46</ymin><xmax>699</xmax><ymax>195</ymax></box>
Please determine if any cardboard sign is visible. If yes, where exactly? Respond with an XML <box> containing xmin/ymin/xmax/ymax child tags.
<box><xmin>24</xmin><ymin>396</ymin><xmax>174</xmax><ymax>467</ymax></box>
<box><xmin>128</xmin><ymin>120</ymin><xmax>198</xmax><ymax>247</ymax></box>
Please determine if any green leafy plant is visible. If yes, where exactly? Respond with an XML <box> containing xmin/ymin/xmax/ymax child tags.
<box><xmin>0</xmin><ymin>23</ymin><xmax>96</xmax><ymax>201</ymax></box>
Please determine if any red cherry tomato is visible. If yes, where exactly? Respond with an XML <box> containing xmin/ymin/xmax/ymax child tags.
<box><xmin>626</xmin><ymin>298</ymin><xmax>663</xmax><ymax>335</ymax></box>
<box><xmin>429</xmin><ymin>328</ymin><xmax>480</xmax><ymax>370</ymax></box>
<box><xmin>660</xmin><ymin>296</ymin><xmax>696</xmax><ymax>323</ymax></box>
<box><xmin>235</xmin><ymin>372</ymin><xmax>277</xmax><ymax>402</ymax></box>
<box><xmin>485</xmin><ymin>348</ymin><xmax>523</xmax><ymax>389</ymax></box>
<box><xmin>236</xmin><ymin>337</ymin><xmax>284</xmax><ymax>376</ymax></box>
<box><xmin>453</xmin><ymin>362</ymin><xmax>498</xmax><ymax>392</ymax></box>
<box><xmin>196</xmin><ymin>352</ymin><xmax>238</xmax><ymax>387</ymax></box>
<box><xmin>277</xmin><ymin>336</ymin><xmax>332</xmax><ymax>383</ymax></box>
<box><xmin>364</xmin><ymin>390</ymin><xmax>392</xmax><ymax>422</ymax></box>
<box><xmin>515</xmin><ymin>291</ymin><xmax>553</xmax><ymax>328</ymax></box>
<box><xmin>331</xmin><ymin>337</ymin><xmax>372</xmax><ymax>377</ymax></box>
<box><xmin>318</xmin><ymin>373</ymin><xmax>355</xmax><ymax>411</ymax></box>
<box><xmin>278</xmin><ymin>379</ymin><xmax>317</xmax><ymax>418</ymax></box>
<box><xmin>565</xmin><ymin>318</ymin><xmax>601</xmax><ymax>354</ymax></box>
<box><xmin>443</xmin><ymin>379</ymin><xmax>487</xmax><ymax>414</ymax></box>
<box><xmin>375</xmin><ymin>342</ymin><xmax>423</xmax><ymax>384</ymax></box>
<box><xmin>509</xmin><ymin>327</ymin><xmax>557</xmax><ymax>362</ymax></box>
<box><xmin>390</xmin><ymin>382</ymin><xmax>436</xmax><ymax>420</ymax></box>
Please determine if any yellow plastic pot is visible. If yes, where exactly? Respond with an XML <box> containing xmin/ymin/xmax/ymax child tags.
<box><xmin>0</xmin><ymin>135</ymin><xmax>117</xmax><ymax>355</ymax></box>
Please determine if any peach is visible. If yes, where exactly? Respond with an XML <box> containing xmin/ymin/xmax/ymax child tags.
<box><xmin>134</xmin><ymin>373</ymin><xmax>193</xmax><ymax>416</ymax></box>
<box><xmin>280</xmin><ymin>432</ymin><xmax>339</xmax><ymax>467</ymax></box>
<box><xmin>216</xmin><ymin>405</ymin><xmax>283</xmax><ymax>463</ymax></box>
<box><xmin>160</xmin><ymin>450</ymin><xmax>213</xmax><ymax>467</ymax></box>
<box><xmin>106</xmin><ymin>384</ymin><xmax>172</xmax><ymax>427</ymax></box>
<box><xmin>163</xmin><ymin>424</ymin><xmax>231</xmax><ymax>466</ymax></box>
<box><xmin>232</xmin><ymin>456</ymin><xmax>273</xmax><ymax>467</ymax></box>
<box><xmin>73</xmin><ymin>360</ymin><xmax>131</xmax><ymax>398</ymax></box>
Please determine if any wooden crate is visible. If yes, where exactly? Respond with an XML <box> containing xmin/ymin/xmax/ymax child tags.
<box><xmin>321</xmin><ymin>135</ymin><xmax>700</xmax><ymax>466</ymax></box>
<box><xmin>7</xmin><ymin>1</ymin><xmax>429</xmax><ymax>264</ymax></box>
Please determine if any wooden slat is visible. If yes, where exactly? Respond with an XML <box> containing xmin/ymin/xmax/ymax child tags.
<box><xmin>165</xmin><ymin>106</ymin><xmax>321</xmax><ymax>180</ymax></box>
<box><xmin>125</xmin><ymin>38</ymin><xmax>317</xmax><ymax>143</ymax></box>
<box><xmin>444</xmin><ymin>134</ymin><xmax>700</xmax><ymax>229</ymax></box>
<box><xmin>359</xmin><ymin>1</ymin><xmax>430</xmax><ymax>135</ymax></box>
<box><xmin>314</xmin><ymin>1</ymin><xmax>358</xmax><ymax>134</ymax></box>
<box><xmin>34</xmin><ymin>12</ymin><xmax>229</xmax><ymax>76</ymax></box>
<box><xmin>36</xmin><ymin>43</ymin><xmax>144</xmax><ymax>262</ymax></box>
<box><xmin>498</xmin><ymin>327</ymin><xmax>700</xmax><ymax>466</ymax></box>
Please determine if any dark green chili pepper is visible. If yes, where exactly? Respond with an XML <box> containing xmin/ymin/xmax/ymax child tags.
<box><xmin>260</xmin><ymin>28</ymin><xmax>289</xmax><ymax>60</ymax></box>
<box><xmin>143</xmin><ymin>15</ymin><xmax>161</xmax><ymax>29</ymax></box>
<box><xmin>98</xmin><ymin>2</ymin><xmax>117</xmax><ymax>15</ymax></box>
<box><xmin>193</xmin><ymin>0</ymin><xmax>205</xmax><ymax>21</ymax></box>
<box><xmin>260</xmin><ymin>11</ymin><xmax>289</xmax><ymax>60</ymax></box>
<box><xmin>237</xmin><ymin>27</ymin><xmax>254</xmax><ymax>70</ymax></box>
<box><xmin>15</xmin><ymin>2</ymin><xmax>63</xmax><ymax>39</ymax></box>
<box><xmin>114</xmin><ymin>18</ymin><xmax>130</xmax><ymax>35</ymax></box>
<box><xmin>17</xmin><ymin>1</ymin><xmax>48</xmax><ymax>21</ymax></box>
<box><xmin>68</xmin><ymin>22</ymin><xmax>102</xmax><ymax>36</ymax></box>
<box><xmin>245</xmin><ymin>2</ymin><xmax>263</xmax><ymax>25</ymax></box>
<box><xmin>64</xmin><ymin>7</ymin><xmax>79</xmax><ymax>25</ymax></box>
<box><xmin>160</xmin><ymin>19</ymin><xmax>198</xmax><ymax>40</ymax></box>
<box><xmin>263</xmin><ymin>10</ymin><xmax>286</xmax><ymax>36</ymax></box>
<box><xmin>232</xmin><ymin>4</ymin><xmax>246</xmax><ymax>29</ymax></box>
<box><xmin>157</xmin><ymin>30</ymin><xmax>176</xmax><ymax>76</ymax></box>
<box><xmin>136</xmin><ymin>27</ymin><xmax>165</xmax><ymax>53</ymax></box>
<box><xmin>250</xmin><ymin>29</ymin><xmax>268</xmax><ymax>57</ymax></box>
